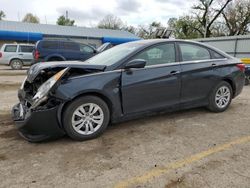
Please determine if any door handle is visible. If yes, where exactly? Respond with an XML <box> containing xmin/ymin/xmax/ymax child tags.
<box><xmin>170</xmin><ymin>70</ymin><xmax>180</xmax><ymax>75</ymax></box>
<box><xmin>18</xmin><ymin>54</ymin><xmax>23</xmax><ymax>55</ymax></box>
<box><xmin>212</xmin><ymin>63</ymin><xmax>216</xmax><ymax>67</ymax></box>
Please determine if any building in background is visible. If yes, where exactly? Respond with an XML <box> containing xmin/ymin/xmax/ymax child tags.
<box><xmin>0</xmin><ymin>21</ymin><xmax>139</xmax><ymax>48</ymax></box>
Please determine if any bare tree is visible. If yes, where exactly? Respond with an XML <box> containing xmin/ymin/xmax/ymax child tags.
<box><xmin>222</xmin><ymin>0</ymin><xmax>250</xmax><ymax>35</ymax></box>
<box><xmin>137</xmin><ymin>22</ymin><xmax>162</xmax><ymax>39</ymax></box>
<box><xmin>0</xmin><ymin>10</ymin><xmax>6</xmax><ymax>20</ymax></box>
<box><xmin>192</xmin><ymin>0</ymin><xmax>232</xmax><ymax>37</ymax></box>
<box><xmin>97</xmin><ymin>14</ymin><xmax>123</xmax><ymax>30</ymax></box>
<box><xmin>22</xmin><ymin>13</ymin><xmax>40</xmax><ymax>23</ymax></box>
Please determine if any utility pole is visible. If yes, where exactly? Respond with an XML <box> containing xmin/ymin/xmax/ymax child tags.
<box><xmin>45</xmin><ymin>15</ymin><xmax>47</xmax><ymax>24</ymax></box>
<box><xmin>66</xmin><ymin>11</ymin><xmax>68</xmax><ymax>20</ymax></box>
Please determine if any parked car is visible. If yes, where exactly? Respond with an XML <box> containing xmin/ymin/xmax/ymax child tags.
<box><xmin>0</xmin><ymin>43</ymin><xmax>34</xmax><ymax>69</ymax></box>
<box><xmin>33</xmin><ymin>40</ymin><xmax>99</xmax><ymax>63</ymax></box>
<box><xmin>12</xmin><ymin>39</ymin><xmax>245</xmax><ymax>142</ymax></box>
<box><xmin>240</xmin><ymin>58</ymin><xmax>250</xmax><ymax>85</ymax></box>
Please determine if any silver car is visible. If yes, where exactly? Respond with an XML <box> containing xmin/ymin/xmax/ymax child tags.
<box><xmin>0</xmin><ymin>43</ymin><xmax>34</xmax><ymax>70</ymax></box>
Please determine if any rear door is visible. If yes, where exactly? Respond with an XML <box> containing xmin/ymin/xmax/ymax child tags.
<box><xmin>40</xmin><ymin>41</ymin><xmax>59</xmax><ymax>60</ymax></box>
<box><xmin>62</xmin><ymin>42</ymin><xmax>81</xmax><ymax>60</ymax></box>
<box><xmin>178</xmin><ymin>42</ymin><xmax>223</xmax><ymax>106</ymax></box>
<box><xmin>121</xmin><ymin>42</ymin><xmax>181</xmax><ymax>114</ymax></box>
<box><xmin>2</xmin><ymin>45</ymin><xmax>18</xmax><ymax>64</ymax></box>
<box><xmin>18</xmin><ymin>45</ymin><xmax>34</xmax><ymax>65</ymax></box>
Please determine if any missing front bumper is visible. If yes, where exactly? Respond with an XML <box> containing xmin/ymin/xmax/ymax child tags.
<box><xmin>12</xmin><ymin>103</ymin><xmax>65</xmax><ymax>142</ymax></box>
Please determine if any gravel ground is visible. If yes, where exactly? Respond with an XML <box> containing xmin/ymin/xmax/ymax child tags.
<box><xmin>0</xmin><ymin>69</ymin><xmax>250</xmax><ymax>188</ymax></box>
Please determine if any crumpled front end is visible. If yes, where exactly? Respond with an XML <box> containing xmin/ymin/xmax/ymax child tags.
<box><xmin>12</xmin><ymin>68</ymin><xmax>69</xmax><ymax>142</ymax></box>
<box><xmin>12</xmin><ymin>63</ymin><xmax>105</xmax><ymax>142</ymax></box>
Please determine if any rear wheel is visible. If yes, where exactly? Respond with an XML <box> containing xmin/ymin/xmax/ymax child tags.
<box><xmin>10</xmin><ymin>59</ymin><xmax>23</xmax><ymax>70</ymax></box>
<box><xmin>207</xmin><ymin>81</ymin><xmax>233</xmax><ymax>112</ymax></box>
<box><xmin>63</xmin><ymin>96</ymin><xmax>110</xmax><ymax>141</ymax></box>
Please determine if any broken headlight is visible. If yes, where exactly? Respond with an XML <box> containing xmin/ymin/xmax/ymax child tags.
<box><xmin>32</xmin><ymin>68</ymin><xmax>68</xmax><ymax>109</ymax></box>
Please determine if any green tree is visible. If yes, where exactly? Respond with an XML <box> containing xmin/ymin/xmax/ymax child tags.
<box><xmin>168</xmin><ymin>16</ymin><xmax>202</xmax><ymax>39</ymax></box>
<box><xmin>22</xmin><ymin>13</ymin><xmax>40</xmax><ymax>23</ymax></box>
<box><xmin>0</xmin><ymin>10</ymin><xmax>6</xmax><ymax>20</ymax></box>
<box><xmin>57</xmin><ymin>15</ymin><xmax>75</xmax><ymax>26</ymax></box>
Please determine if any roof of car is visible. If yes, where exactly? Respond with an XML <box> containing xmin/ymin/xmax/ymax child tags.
<box><xmin>124</xmin><ymin>38</ymin><xmax>232</xmax><ymax>59</ymax></box>
<box><xmin>128</xmin><ymin>38</ymin><xmax>205</xmax><ymax>44</ymax></box>
<box><xmin>3</xmin><ymin>43</ymin><xmax>34</xmax><ymax>46</ymax></box>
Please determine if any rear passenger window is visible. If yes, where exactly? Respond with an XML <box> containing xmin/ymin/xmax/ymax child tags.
<box><xmin>179</xmin><ymin>43</ymin><xmax>211</xmax><ymax>61</ymax></box>
<box><xmin>211</xmin><ymin>50</ymin><xmax>225</xmax><ymax>59</ymax></box>
<box><xmin>4</xmin><ymin>45</ymin><xmax>17</xmax><ymax>52</ymax></box>
<box><xmin>41</xmin><ymin>41</ymin><xmax>58</xmax><ymax>49</ymax></box>
<box><xmin>19</xmin><ymin>46</ymin><xmax>34</xmax><ymax>53</ymax></box>
<box><xmin>62</xmin><ymin>42</ymin><xmax>79</xmax><ymax>51</ymax></box>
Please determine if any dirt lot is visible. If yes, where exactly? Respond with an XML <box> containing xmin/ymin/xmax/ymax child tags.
<box><xmin>1</xmin><ymin>66</ymin><xmax>250</xmax><ymax>188</ymax></box>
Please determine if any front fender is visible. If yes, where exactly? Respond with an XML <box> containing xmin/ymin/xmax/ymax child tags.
<box><xmin>54</xmin><ymin>70</ymin><xmax>123</xmax><ymax>121</ymax></box>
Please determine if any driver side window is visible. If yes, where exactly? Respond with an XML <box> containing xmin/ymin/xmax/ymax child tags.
<box><xmin>131</xmin><ymin>43</ymin><xmax>176</xmax><ymax>66</ymax></box>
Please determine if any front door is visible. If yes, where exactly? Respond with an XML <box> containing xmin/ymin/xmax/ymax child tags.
<box><xmin>121</xmin><ymin>42</ymin><xmax>181</xmax><ymax>114</ymax></box>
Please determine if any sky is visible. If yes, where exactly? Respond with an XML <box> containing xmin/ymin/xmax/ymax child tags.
<box><xmin>0</xmin><ymin>0</ymin><xmax>196</xmax><ymax>27</ymax></box>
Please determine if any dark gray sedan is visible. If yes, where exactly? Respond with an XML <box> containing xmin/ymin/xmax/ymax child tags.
<box><xmin>12</xmin><ymin>39</ymin><xmax>245</xmax><ymax>142</ymax></box>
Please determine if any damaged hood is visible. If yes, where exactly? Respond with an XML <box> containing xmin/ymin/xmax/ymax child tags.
<box><xmin>27</xmin><ymin>61</ymin><xmax>106</xmax><ymax>82</ymax></box>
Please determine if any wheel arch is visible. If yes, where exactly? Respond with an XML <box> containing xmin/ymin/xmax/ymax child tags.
<box><xmin>46</xmin><ymin>54</ymin><xmax>66</xmax><ymax>61</ymax></box>
<box><xmin>59</xmin><ymin>91</ymin><xmax>113</xmax><ymax>128</ymax></box>
<box><xmin>222</xmin><ymin>78</ymin><xmax>236</xmax><ymax>97</ymax></box>
<box><xmin>9</xmin><ymin>58</ymin><xmax>23</xmax><ymax>65</ymax></box>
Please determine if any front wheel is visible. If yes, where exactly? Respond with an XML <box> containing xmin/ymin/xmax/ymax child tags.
<box><xmin>207</xmin><ymin>81</ymin><xmax>233</xmax><ymax>112</ymax></box>
<box><xmin>63</xmin><ymin>96</ymin><xmax>110</xmax><ymax>141</ymax></box>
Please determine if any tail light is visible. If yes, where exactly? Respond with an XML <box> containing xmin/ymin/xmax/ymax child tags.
<box><xmin>34</xmin><ymin>50</ymin><xmax>40</xmax><ymax>60</ymax></box>
<box><xmin>236</xmin><ymin>63</ymin><xmax>246</xmax><ymax>72</ymax></box>
<box><xmin>0</xmin><ymin>52</ymin><xmax>2</xmax><ymax>58</ymax></box>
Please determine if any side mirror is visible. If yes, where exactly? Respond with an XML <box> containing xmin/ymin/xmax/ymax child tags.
<box><xmin>125</xmin><ymin>59</ymin><xmax>146</xmax><ymax>70</ymax></box>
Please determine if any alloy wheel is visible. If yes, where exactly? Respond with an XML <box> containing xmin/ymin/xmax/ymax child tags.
<box><xmin>215</xmin><ymin>86</ymin><xmax>231</xmax><ymax>109</ymax></box>
<box><xmin>71</xmin><ymin>103</ymin><xmax>104</xmax><ymax>135</ymax></box>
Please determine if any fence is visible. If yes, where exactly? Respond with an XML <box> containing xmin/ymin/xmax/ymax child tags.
<box><xmin>195</xmin><ymin>35</ymin><xmax>250</xmax><ymax>59</ymax></box>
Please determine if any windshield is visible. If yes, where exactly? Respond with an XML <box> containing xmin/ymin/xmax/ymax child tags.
<box><xmin>87</xmin><ymin>42</ymin><xmax>143</xmax><ymax>66</ymax></box>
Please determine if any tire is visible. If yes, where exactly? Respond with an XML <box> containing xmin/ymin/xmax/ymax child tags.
<box><xmin>245</xmin><ymin>76</ymin><xmax>250</xmax><ymax>86</ymax></box>
<box><xmin>207</xmin><ymin>81</ymin><xmax>233</xmax><ymax>112</ymax></box>
<box><xmin>10</xmin><ymin>59</ymin><xmax>23</xmax><ymax>70</ymax></box>
<box><xmin>63</xmin><ymin>96</ymin><xmax>110</xmax><ymax>141</ymax></box>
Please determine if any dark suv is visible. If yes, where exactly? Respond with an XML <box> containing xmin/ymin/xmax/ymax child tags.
<box><xmin>33</xmin><ymin>40</ymin><xmax>97</xmax><ymax>63</ymax></box>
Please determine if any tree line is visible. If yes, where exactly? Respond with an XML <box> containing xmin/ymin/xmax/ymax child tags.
<box><xmin>0</xmin><ymin>0</ymin><xmax>250</xmax><ymax>39</ymax></box>
<box><xmin>0</xmin><ymin>11</ymin><xmax>75</xmax><ymax>26</ymax></box>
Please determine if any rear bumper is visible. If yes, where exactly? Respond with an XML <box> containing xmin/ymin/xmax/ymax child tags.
<box><xmin>12</xmin><ymin>103</ymin><xmax>65</xmax><ymax>142</ymax></box>
<box><xmin>233</xmin><ymin>72</ymin><xmax>245</xmax><ymax>98</ymax></box>
<box><xmin>31</xmin><ymin>58</ymin><xmax>43</xmax><ymax>65</ymax></box>
<box><xmin>0</xmin><ymin>59</ymin><xmax>9</xmax><ymax>65</ymax></box>
<box><xmin>245</xmin><ymin>65</ymin><xmax>250</xmax><ymax>77</ymax></box>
